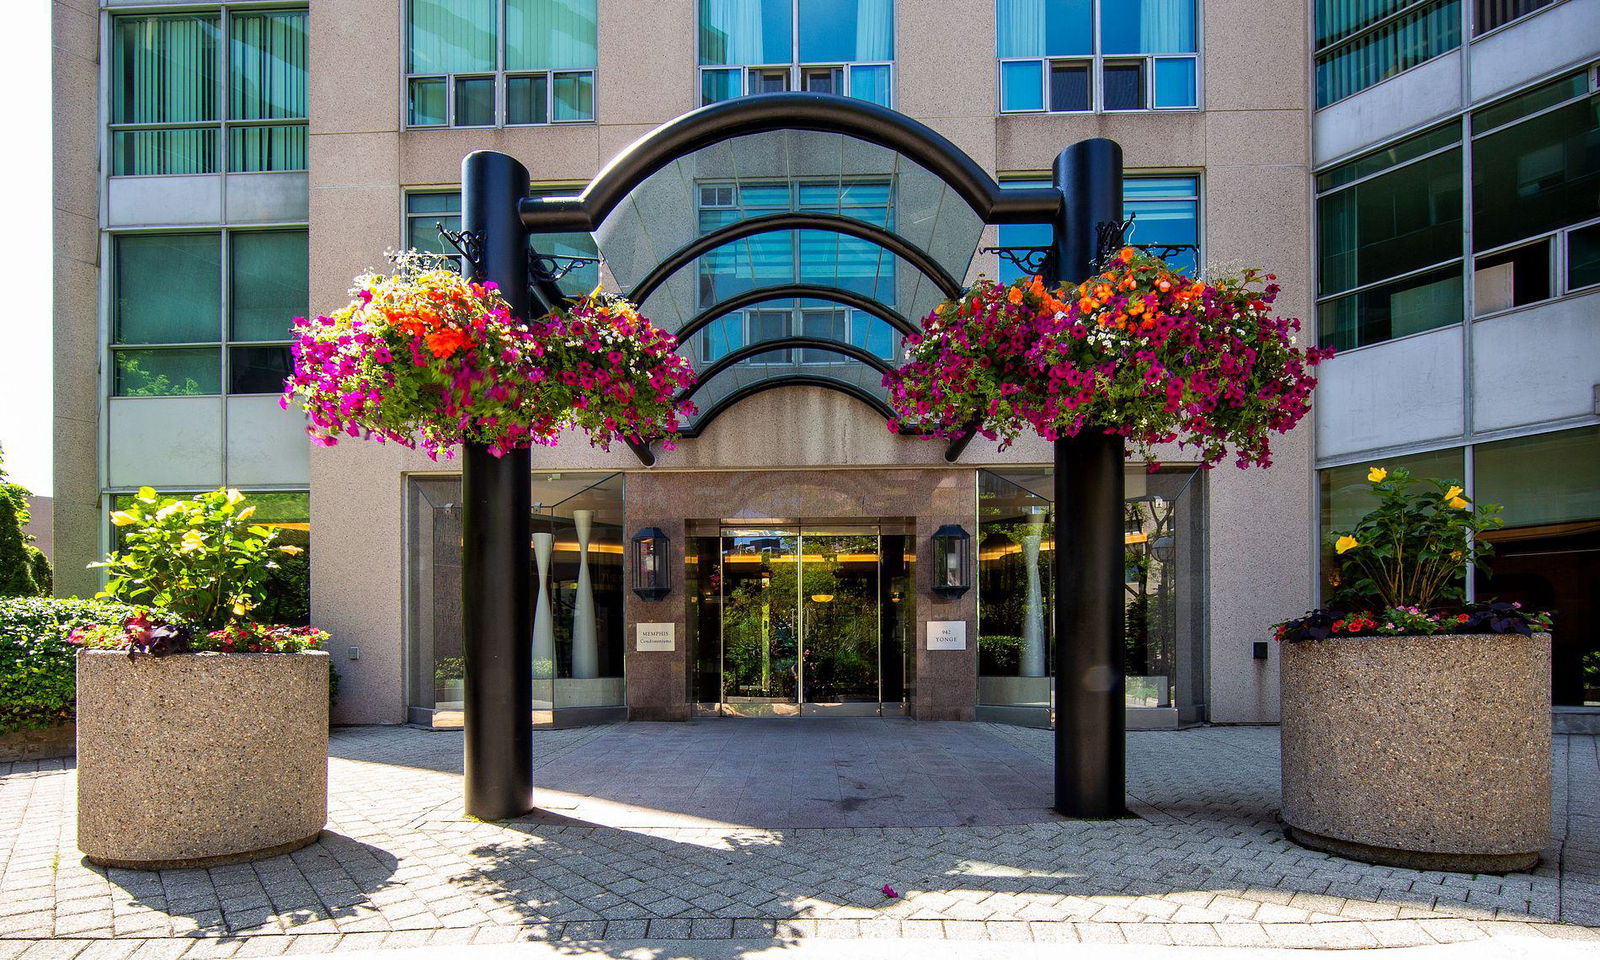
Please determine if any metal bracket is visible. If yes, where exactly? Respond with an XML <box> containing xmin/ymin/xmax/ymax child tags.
<box><xmin>436</xmin><ymin>223</ymin><xmax>485</xmax><ymax>275</ymax></box>
<box><xmin>529</xmin><ymin>251</ymin><xmax>601</xmax><ymax>284</ymax></box>
<box><xmin>980</xmin><ymin>245</ymin><xmax>1056</xmax><ymax>280</ymax></box>
<box><xmin>1093</xmin><ymin>213</ymin><xmax>1137</xmax><ymax>271</ymax></box>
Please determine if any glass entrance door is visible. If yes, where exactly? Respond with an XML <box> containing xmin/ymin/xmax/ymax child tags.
<box><xmin>711</xmin><ymin>525</ymin><xmax>890</xmax><ymax>716</ymax></box>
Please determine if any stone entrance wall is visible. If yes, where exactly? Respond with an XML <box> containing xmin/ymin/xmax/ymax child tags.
<box><xmin>622</xmin><ymin>467</ymin><xmax>979</xmax><ymax>721</ymax></box>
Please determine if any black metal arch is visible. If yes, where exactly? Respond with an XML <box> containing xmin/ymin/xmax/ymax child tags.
<box><xmin>680</xmin><ymin>337</ymin><xmax>896</xmax><ymax>404</ymax></box>
<box><xmin>680</xmin><ymin>374</ymin><xmax>895</xmax><ymax>439</ymax></box>
<box><xmin>517</xmin><ymin>93</ymin><xmax>1063</xmax><ymax>234</ymax></box>
<box><xmin>627</xmin><ymin>211</ymin><xmax>963</xmax><ymax>306</ymax></box>
<box><xmin>676</xmin><ymin>283</ymin><xmax>916</xmax><ymax>343</ymax></box>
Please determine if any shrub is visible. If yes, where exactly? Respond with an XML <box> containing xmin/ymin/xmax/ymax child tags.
<box><xmin>0</xmin><ymin>597</ymin><xmax>140</xmax><ymax>732</ymax></box>
<box><xmin>1275</xmin><ymin>602</ymin><xmax>1552</xmax><ymax>643</ymax></box>
<box><xmin>0</xmin><ymin>495</ymin><xmax>37</xmax><ymax>597</ymax></box>
<box><xmin>93</xmin><ymin>487</ymin><xmax>302</xmax><ymax>630</ymax></box>
<box><xmin>71</xmin><ymin>616</ymin><xmax>326</xmax><ymax>656</ymax></box>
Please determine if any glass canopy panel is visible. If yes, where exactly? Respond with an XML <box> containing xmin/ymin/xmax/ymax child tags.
<box><xmin>587</xmin><ymin>129</ymin><xmax>986</xmax><ymax>432</ymax></box>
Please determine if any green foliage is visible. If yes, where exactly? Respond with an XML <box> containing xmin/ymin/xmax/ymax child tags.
<box><xmin>978</xmin><ymin>634</ymin><xmax>1023</xmax><ymax>672</ymax></box>
<box><xmin>0</xmin><ymin>597</ymin><xmax>140</xmax><ymax>732</ymax></box>
<box><xmin>1325</xmin><ymin>467</ymin><xmax>1503</xmax><ymax>609</ymax></box>
<box><xmin>434</xmin><ymin>656</ymin><xmax>466</xmax><ymax>684</ymax></box>
<box><xmin>27</xmin><ymin>548</ymin><xmax>51</xmax><ymax>596</ymax></box>
<box><xmin>0</xmin><ymin>495</ymin><xmax>38</xmax><ymax>598</ymax></box>
<box><xmin>94</xmin><ymin>487</ymin><xmax>303</xmax><ymax>630</ymax></box>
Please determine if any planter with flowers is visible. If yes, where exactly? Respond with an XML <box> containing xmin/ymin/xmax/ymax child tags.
<box><xmin>281</xmin><ymin>253</ymin><xmax>696</xmax><ymax>458</ymax></box>
<box><xmin>74</xmin><ymin>487</ymin><xmax>330</xmax><ymax>869</ymax></box>
<box><xmin>1276</xmin><ymin>468</ymin><xmax>1552</xmax><ymax>873</ymax></box>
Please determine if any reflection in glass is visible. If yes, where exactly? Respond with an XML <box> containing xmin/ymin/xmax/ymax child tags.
<box><xmin>404</xmin><ymin>473</ymin><xmax>625</xmax><ymax>726</ymax></box>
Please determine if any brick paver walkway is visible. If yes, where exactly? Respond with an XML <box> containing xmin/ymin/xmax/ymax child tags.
<box><xmin>0</xmin><ymin>721</ymin><xmax>1596</xmax><ymax>957</ymax></box>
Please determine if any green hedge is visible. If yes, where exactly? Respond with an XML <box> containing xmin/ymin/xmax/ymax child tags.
<box><xmin>0</xmin><ymin>597</ymin><xmax>139</xmax><ymax>733</ymax></box>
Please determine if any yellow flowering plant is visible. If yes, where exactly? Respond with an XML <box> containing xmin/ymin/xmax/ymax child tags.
<box><xmin>1326</xmin><ymin>466</ymin><xmax>1503</xmax><ymax>610</ymax></box>
<box><xmin>93</xmin><ymin>488</ymin><xmax>303</xmax><ymax>630</ymax></box>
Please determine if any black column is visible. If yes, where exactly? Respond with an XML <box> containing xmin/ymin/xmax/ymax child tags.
<box><xmin>461</xmin><ymin>151</ymin><xmax>533</xmax><ymax>820</ymax></box>
<box><xmin>1050</xmin><ymin>138</ymin><xmax>1128</xmax><ymax>819</ymax></box>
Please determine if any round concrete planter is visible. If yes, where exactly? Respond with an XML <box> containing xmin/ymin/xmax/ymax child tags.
<box><xmin>76</xmin><ymin>649</ymin><xmax>329</xmax><ymax>869</ymax></box>
<box><xmin>1280</xmin><ymin>633</ymin><xmax>1551</xmax><ymax>873</ymax></box>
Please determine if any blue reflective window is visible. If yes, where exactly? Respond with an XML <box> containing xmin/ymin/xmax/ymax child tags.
<box><xmin>1100</xmin><ymin>0</ymin><xmax>1197</xmax><ymax>54</ymax></box>
<box><xmin>996</xmin><ymin>176</ymin><xmax>1200</xmax><ymax>282</ymax></box>
<box><xmin>798</xmin><ymin>0</ymin><xmax>894</xmax><ymax>62</ymax></box>
<box><xmin>701</xmin><ymin>67</ymin><xmax>741</xmax><ymax>104</ymax></box>
<box><xmin>699</xmin><ymin>0</ymin><xmax>791</xmax><ymax>65</ymax></box>
<box><xmin>998</xmin><ymin>0</ymin><xmax>1092</xmax><ymax>57</ymax></box>
<box><xmin>850</xmin><ymin>64</ymin><xmax>893</xmax><ymax>105</ymax></box>
<box><xmin>701</xmin><ymin>314</ymin><xmax>745</xmax><ymax>362</ymax></box>
<box><xmin>850</xmin><ymin>311</ymin><xmax>896</xmax><ymax>359</ymax></box>
<box><xmin>1152</xmin><ymin>57</ymin><xmax>1196</xmax><ymax>107</ymax></box>
<box><xmin>1000</xmin><ymin>60</ymin><xmax>1045</xmax><ymax>111</ymax></box>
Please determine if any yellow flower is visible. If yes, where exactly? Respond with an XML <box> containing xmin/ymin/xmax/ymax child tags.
<box><xmin>225</xmin><ymin>488</ymin><xmax>245</xmax><ymax>505</ymax></box>
<box><xmin>236</xmin><ymin>505</ymin><xmax>257</xmax><ymax>521</ymax></box>
<box><xmin>179</xmin><ymin>529</ymin><xmax>207</xmax><ymax>553</ymax></box>
<box><xmin>1335</xmin><ymin>535</ymin><xmax>1360</xmax><ymax>554</ymax></box>
<box><xmin>278</xmin><ymin>544</ymin><xmax>304</xmax><ymax>556</ymax></box>
<box><xmin>1367</xmin><ymin>467</ymin><xmax>1387</xmax><ymax>483</ymax></box>
<box><xmin>231</xmin><ymin>597</ymin><xmax>255</xmax><ymax>617</ymax></box>
<box><xmin>1449</xmin><ymin>496</ymin><xmax>1469</xmax><ymax>510</ymax></box>
<box><xmin>155</xmin><ymin>503</ymin><xmax>182</xmax><ymax>521</ymax></box>
<box><xmin>1443</xmin><ymin>485</ymin><xmax>1463</xmax><ymax>500</ymax></box>
<box><xmin>136</xmin><ymin>486</ymin><xmax>158</xmax><ymax>503</ymax></box>
<box><xmin>109</xmin><ymin>510</ymin><xmax>137</xmax><ymax>527</ymax></box>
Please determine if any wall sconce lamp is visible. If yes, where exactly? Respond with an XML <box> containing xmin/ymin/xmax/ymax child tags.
<box><xmin>631</xmin><ymin>527</ymin><xmax>670</xmax><ymax>601</ymax></box>
<box><xmin>1151</xmin><ymin>535</ymin><xmax>1177</xmax><ymax>565</ymax></box>
<box><xmin>931</xmin><ymin>524</ymin><xmax>971</xmax><ymax>599</ymax></box>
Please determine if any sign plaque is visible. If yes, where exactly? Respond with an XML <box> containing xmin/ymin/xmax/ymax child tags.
<box><xmin>635</xmin><ymin>622</ymin><xmax>676</xmax><ymax>652</ymax></box>
<box><xmin>926</xmin><ymin>620</ymin><xmax>967</xmax><ymax>651</ymax></box>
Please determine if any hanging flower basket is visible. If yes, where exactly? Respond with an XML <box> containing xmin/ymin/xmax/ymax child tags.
<box><xmin>283</xmin><ymin>253</ymin><xmax>697</xmax><ymax>458</ymax></box>
<box><xmin>883</xmin><ymin>249</ymin><xmax>1331</xmax><ymax>467</ymax></box>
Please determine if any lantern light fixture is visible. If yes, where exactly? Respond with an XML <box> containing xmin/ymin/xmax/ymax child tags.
<box><xmin>931</xmin><ymin>524</ymin><xmax>971</xmax><ymax>598</ymax></box>
<box><xmin>631</xmin><ymin>527</ymin><xmax>670</xmax><ymax>601</ymax></box>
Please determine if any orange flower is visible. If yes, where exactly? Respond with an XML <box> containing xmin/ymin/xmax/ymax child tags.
<box><xmin>1156</xmin><ymin>278</ymin><xmax>1172</xmax><ymax>293</ymax></box>
<box><xmin>1077</xmin><ymin>297</ymin><xmax>1100</xmax><ymax>313</ymax></box>
<box><xmin>1093</xmin><ymin>283</ymin><xmax>1113</xmax><ymax>300</ymax></box>
<box><xmin>424</xmin><ymin>327</ymin><xmax>472</xmax><ymax>359</ymax></box>
<box><xmin>1117</xmin><ymin>247</ymin><xmax>1135</xmax><ymax>263</ymax></box>
<box><xmin>1027</xmin><ymin>276</ymin><xmax>1046</xmax><ymax>298</ymax></box>
<box><xmin>1007</xmin><ymin>286</ymin><xmax>1024</xmax><ymax>304</ymax></box>
<box><xmin>1127</xmin><ymin>299</ymin><xmax>1145</xmax><ymax>316</ymax></box>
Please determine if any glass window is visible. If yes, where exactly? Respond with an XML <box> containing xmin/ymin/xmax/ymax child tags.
<box><xmin>231</xmin><ymin>231</ymin><xmax>309</xmax><ymax>342</ymax></box>
<box><xmin>228</xmin><ymin>10</ymin><xmax>308</xmax><ymax>172</ymax></box>
<box><xmin>998</xmin><ymin>0</ymin><xmax>1196</xmax><ymax>113</ymax></box>
<box><xmin>1317</xmin><ymin>145</ymin><xmax>1462</xmax><ymax>295</ymax></box>
<box><xmin>1049</xmin><ymin>62</ymin><xmax>1091</xmax><ymax>111</ymax></box>
<box><xmin>1318</xmin><ymin>447</ymin><xmax>1465</xmax><ymax>602</ymax></box>
<box><xmin>109</xmin><ymin>10</ymin><xmax>307</xmax><ymax>175</ymax></box>
<box><xmin>1317</xmin><ymin>264</ymin><xmax>1463</xmax><ymax>350</ymax></box>
<box><xmin>1570</xmin><ymin>223</ymin><xmax>1600</xmax><ymax>291</ymax></box>
<box><xmin>1474</xmin><ymin>0</ymin><xmax>1557</xmax><ymax>34</ymax></box>
<box><xmin>528</xmin><ymin>186</ymin><xmax>601</xmax><ymax>295</ymax></box>
<box><xmin>1101</xmin><ymin>0</ymin><xmax>1197</xmax><ymax>54</ymax></box>
<box><xmin>112</xmin><ymin>229</ymin><xmax>307</xmax><ymax>397</ymax></box>
<box><xmin>1314</xmin><ymin>0</ymin><xmax>1460</xmax><ymax>107</ymax></box>
<box><xmin>505</xmin><ymin>0</ymin><xmax>599</xmax><ymax>70</ymax></box>
<box><xmin>996</xmin><ymin>175</ymin><xmax>1200</xmax><ymax>283</ymax></box>
<box><xmin>405</xmin><ymin>191</ymin><xmax>462</xmax><ymax>254</ymax></box>
<box><xmin>1473</xmin><ymin>427</ymin><xmax>1600</xmax><ymax>708</ymax></box>
<box><xmin>699</xmin><ymin>0</ymin><xmax>894</xmax><ymax>105</ymax></box>
<box><xmin>114</xmin><ymin>349</ymin><xmax>221</xmax><ymax>398</ymax></box>
<box><xmin>1471</xmin><ymin>91</ymin><xmax>1600</xmax><ymax>253</ymax></box>
<box><xmin>454</xmin><ymin>76</ymin><xmax>496</xmax><ymax>126</ymax></box>
<box><xmin>110</xmin><ymin>14</ymin><xmax>221</xmax><ymax>175</ymax></box>
<box><xmin>407</xmin><ymin>0</ymin><xmax>597</xmax><ymax>126</ymax></box>
<box><xmin>1472</xmin><ymin>71</ymin><xmax>1588</xmax><ymax>134</ymax></box>
<box><xmin>229</xmin><ymin>345</ymin><xmax>294</xmax><ymax>394</ymax></box>
<box><xmin>1473</xmin><ymin>240</ymin><xmax>1551</xmax><ymax>315</ymax></box>
<box><xmin>115</xmin><ymin>234</ymin><xmax>222</xmax><ymax>344</ymax></box>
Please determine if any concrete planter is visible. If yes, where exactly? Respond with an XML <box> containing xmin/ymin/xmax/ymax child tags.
<box><xmin>1280</xmin><ymin>633</ymin><xmax>1551</xmax><ymax>873</ymax></box>
<box><xmin>76</xmin><ymin>649</ymin><xmax>329</xmax><ymax>869</ymax></box>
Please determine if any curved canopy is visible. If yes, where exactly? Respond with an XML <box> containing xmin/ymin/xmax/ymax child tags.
<box><xmin>517</xmin><ymin>94</ymin><xmax>1063</xmax><ymax>439</ymax></box>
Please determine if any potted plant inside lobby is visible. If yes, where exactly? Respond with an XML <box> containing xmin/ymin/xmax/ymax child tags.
<box><xmin>72</xmin><ymin>487</ymin><xmax>331</xmax><ymax>869</ymax></box>
<box><xmin>1275</xmin><ymin>467</ymin><xmax>1553</xmax><ymax>873</ymax></box>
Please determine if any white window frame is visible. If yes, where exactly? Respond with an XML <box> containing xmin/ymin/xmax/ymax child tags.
<box><xmin>403</xmin><ymin>0</ymin><xmax>598</xmax><ymax>129</ymax></box>
<box><xmin>695</xmin><ymin>0</ymin><xmax>895</xmax><ymax>107</ymax></box>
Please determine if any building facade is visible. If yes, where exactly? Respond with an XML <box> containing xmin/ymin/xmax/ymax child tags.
<box><xmin>1308</xmin><ymin>0</ymin><xmax>1600</xmax><ymax>710</ymax></box>
<box><xmin>59</xmin><ymin>0</ymin><xmax>1329</xmax><ymax>728</ymax></box>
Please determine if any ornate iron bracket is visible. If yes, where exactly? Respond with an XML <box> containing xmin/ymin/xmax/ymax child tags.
<box><xmin>529</xmin><ymin>251</ymin><xmax>601</xmax><ymax>284</ymax></box>
<box><xmin>1131</xmin><ymin>243</ymin><xmax>1199</xmax><ymax>262</ymax></box>
<box><xmin>980</xmin><ymin>245</ymin><xmax>1056</xmax><ymax>280</ymax></box>
<box><xmin>436</xmin><ymin>223</ymin><xmax>485</xmax><ymax>275</ymax></box>
<box><xmin>1093</xmin><ymin>213</ymin><xmax>1137</xmax><ymax>272</ymax></box>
